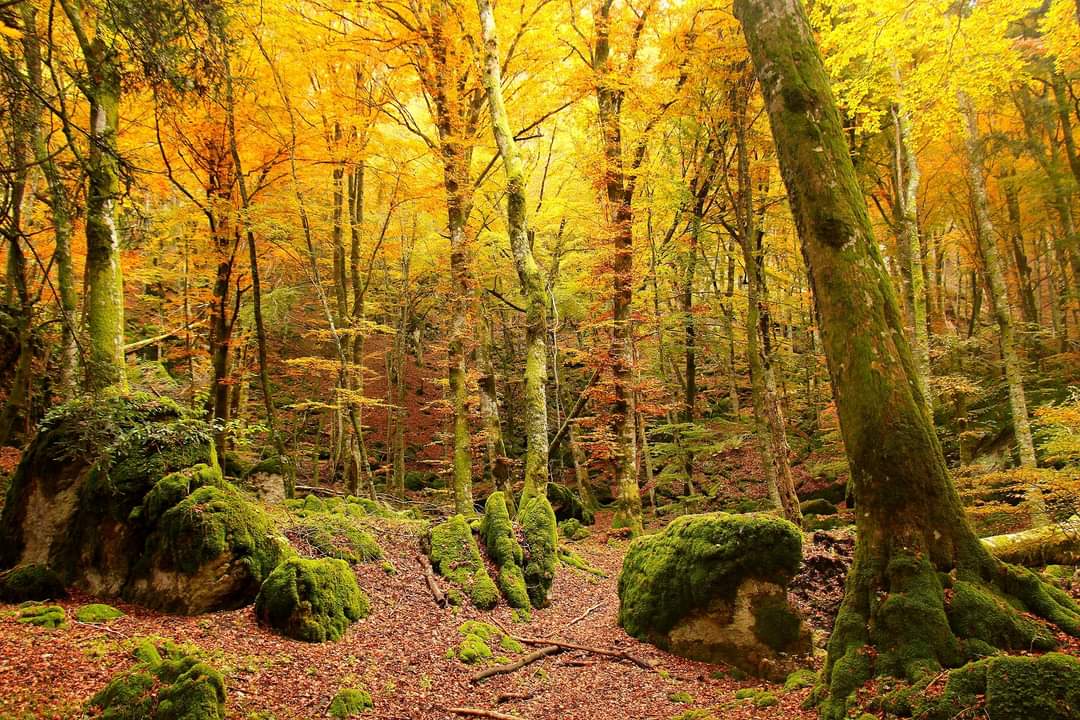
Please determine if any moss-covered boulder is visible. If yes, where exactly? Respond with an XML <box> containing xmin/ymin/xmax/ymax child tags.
<box><xmin>520</xmin><ymin>495</ymin><xmax>559</xmax><ymax>608</ymax></box>
<box><xmin>479</xmin><ymin>492</ymin><xmax>530</xmax><ymax>609</ymax></box>
<box><xmin>546</xmin><ymin>482</ymin><xmax>595</xmax><ymax>525</ymax></box>
<box><xmin>287</xmin><ymin>499</ymin><xmax>382</xmax><ymax>564</ymax></box>
<box><xmin>76</xmin><ymin>603</ymin><xmax>125</xmax><ymax>623</ymax></box>
<box><xmin>0</xmin><ymin>563</ymin><xmax>67</xmax><ymax>602</ymax></box>
<box><xmin>427</xmin><ymin>514</ymin><xmax>499</xmax><ymax>610</ymax></box>
<box><xmin>88</xmin><ymin>640</ymin><xmax>226</xmax><ymax>720</ymax></box>
<box><xmin>799</xmin><ymin>498</ymin><xmax>838</xmax><ymax>517</ymax></box>
<box><xmin>618</xmin><ymin>512</ymin><xmax>811</xmax><ymax>680</ymax></box>
<box><xmin>915</xmin><ymin>652</ymin><xmax>1080</xmax><ymax>720</ymax></box>
<box><xmin>243</xmin><ymin>455</ymin><xmax>288</xmax><ymax>505</ymax></box>
<box><xmin>0</xmin><ymin>395</ymin><xmax>289</xmax><ymax>614</ymax></box>
<box><xmin>254</xmin><ymin>557</ymin><xmax>369</xmax><ymax>642</ymax></box>
<box><xmin>17</xmin><ymin>603</ymin><xmax>66</xmax><ymax>628</ymax></box>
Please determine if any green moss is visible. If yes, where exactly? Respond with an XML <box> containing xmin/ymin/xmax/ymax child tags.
<box><xmin>799</xmin><ymin>498</ymin><xmax>837</xmax><ymax>516</ymax></box>
<box><xmin>752</xmin><ymin>594</ymin><xmax>804</xmax><ymax>650</ymax></box>
<box><xmin>328</xmin><ymin>688</ymin><xmax>373</xmax><ymax>718</ymax></box>
<box><xmin>667</xmin><ymin>691</ymin><xmax>693</xmax><ymax>704</ymax></box>
<box><xmin>734</xmin><ymin>688</ymin><xmax>758</xmax><ymax>700</ymax></box>
<box><xmin>247</xmin><ymin>456</ymin><xmax>284</xmax><ymax>478</ymax></box>
<box><xmin>140</xmin><ymin>464</ymin><xmax>223</xmax><ymax>526</ymax></box>
<box><xmin>546</xmin><ymin>482</ymin><xmax>594</xmax><ymax>525</ymax></box>
<box><xmin>999</xmin><ymin>563</ymin><xmax>1080</xmax><ymax>636</ymax></box>
<box><xmin>479</xmin><ymin>492</ymin><xmax>529</xmax><ymax>609</ymax></box>
<box><xmin>254</xmin><ymin>558</ymin><xmax>369</xmax><ymax>642</ymax></box>
<box><xmin>302</xmin><ymin>494</ymin><xmax>327</xmax><ymax>513</ymax></box>
<box><xmin>618</xmin><ymin>512</ymin><xmax>802</xmax><ymax>639</ymax></box>
<box><xmin>558</xmin><ymin>546</ymin><xmax>607</xmax><ymax>576</ymax></box>
<box><xmin>783</xmin><ymin>668</ymin><xmax>816</xmax><ymax>692</ymax></box>
<box><xmin>89</xmin><ymin>641</ymin><xmax>226</xmax><ymax>720</ymax></box>
<box><xmin>456</xmin><ymin>633</ymin><xmax>494</xmax><ymax>664</ymax></box>
<box><xmin>76</xmin><ymin>603</ymin><xmax>124</xmax><ymax>623</ymax></box>
<box><xmin>295</xmin><ymin>512</ymin><xmax>382</xmax><ymax>565</ymax></box>
<box><xmin>559</xmin><ymin>518</ymin><xmax>591</xmax><ymax>540</ymax></box>
<box><xmin>916</xmin><ymin>653</ymin><xmax>1080</xmax><ymax>720</ymax></box>
<box><xmin>753</xmin><ymin>692</ymin><xmax>779</xmax><ymax>708</ymax></box>
<box><xmin>152</xmin><ymin>482</ymin><xmax>286</xmax><ymax>584</ymax></box>
<box><xmin>499</xmin><ymin>634</ymin><xmax>523</xmax><ymax>653</ymax></box>
<box><xmin>428</xmin><ymin>515</ymin><xmax>498</xmax><ymax>610</ymax></box>
<box><xmin>948</xmin><ymin>580</ymin><xmax>1055</xmax><ymax>652</ymax></box>
<box><xmin>670</xmin><ymin>712</ymin><xmax>717</xmax><ymax>720</ymax></box>
<box><xmin>0</xmin><ymin>563</ymin><xmax>66</xmax><ymax>602</ymax></box>
<box><xmin>520</xmin><ymin>496</ymin><xmax>558</xmax><ymax>608</ymax></box>
<box><xmin>17</xmin><ymin>604</ymin><xmax>66</xmax><ymax>629</ymax></box>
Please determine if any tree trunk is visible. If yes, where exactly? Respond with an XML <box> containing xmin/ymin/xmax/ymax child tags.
<box><xmin>960</xmin><ymin>93</ymin><xmax>1038</xmax><ymax>473</ymax></box>
<box><xmin>735</xmin><ymin>3</ymin><xmax>1080</xmax><ymax>717</ymax></box>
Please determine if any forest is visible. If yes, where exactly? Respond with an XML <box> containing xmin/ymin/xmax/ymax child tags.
<box><xmin>0</xmin><ymin>0</ymin><xmax>1079</xmax><ymax>718</ymax></box>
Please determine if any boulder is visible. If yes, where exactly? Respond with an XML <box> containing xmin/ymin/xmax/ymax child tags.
<box><xmin>0</xmin><ymin>394</ymin><xmax>289</xmax><ymax>614</ymax></box>
<box><xmin>479</xmin><ymin>492</ymin><xmax>530</xmax><ymax>610</ymax></box>
<box><xmin>427</xmin><ymin>514</ymin><xmax>499</xmax><ymax>609</ymax></box>
<box><xmin>243</xmin><ymin>456</ymin><xmax>288</xmax><ymax>504</ymax></box>
<box><xmin>0</xmin><ymin>563</ymin><xmax>67</xmax><ymax>602</ymax></box>
<box><xmin>546</xmin><ymin>482</ymin><xmax>594</xmax><ymax>525</ymax></box>
<box><xmin>255</xmin><ymin>557</ymin><xmax>369</xmax><ymax>642</ymax></box>
<box><xmin>618</xmin><ymin>512</ymin><xmax>811</xmax><ymax>680</ymax></box>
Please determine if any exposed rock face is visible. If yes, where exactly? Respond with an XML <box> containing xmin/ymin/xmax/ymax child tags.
<box><xmin>244</xmin><ymin>456</ymin><xmax>287</xmax><ymax>505</ymax></box>
<box><xmin>618</xmin><ymin>512</ymin><xmax>811</xmax><ymax>680</ymax></box>
<box><xmin>0</xmin><ymin>394</ymin><xmax>288</xmax><ymax>614</ymax></box>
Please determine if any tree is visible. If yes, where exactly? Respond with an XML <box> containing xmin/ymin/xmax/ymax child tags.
<box><xmin>475</xmin><ymin>0</ymin><xmax>551</xmax><ymax>509</ymax></box>
<box><xmin>734</xmin><ymin>2</ymin><xmax>1080</xmax><ymax>718</ymax></box>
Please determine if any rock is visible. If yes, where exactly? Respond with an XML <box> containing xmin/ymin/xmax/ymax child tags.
<box><xmin>799</xmin><ymin>498</ymin><xmax>838</xmax><ymax>517</ymax></box>
<box><xmin>0</xmin><ymin>394</ymin><xmax>289</xmax><ymax>614</ymax></box>
<box><xmin>559</xmin><ymin>518</ymin><xmax>591</xmax><ymax>540</ymax></box>
<box><xmin>427</xmin><ymin>514</ymin><xmax>499</xmax><ymax>610</ymax></box>
<box><xmin>618</xmin><ymin>512</ymin><xmax>811</xmax><ymax>680</ymax></box>
<box><xmin>546</xmin><ymin>482</ymin><xmax>594</xmax><ymax>525</ymax></box>
<box><xmin>479</xmin><ymin>492</ymin><xmax>530</xmax><ymax>609</ymax></box>
<box><xmin>916</xmin><ymin>652</ymin><xmax>1080</xmax><ymax>720</ymax></box>
<box><xmin>75</xmin><ymin>603</ymin><xmax>124</xmax><ymax>623</ymax></box>
<box><xmin>88</xmin><ymin>639</ymin><xmax>227</xmax><ymax>720</ymax></box>
<box><xmin>255</xmin><ymin>557</ymin><xmax>369</xmax><ymax>642</ymax></box>
<box><xmin>0</xmin><ymin>563</ymin><xmax>67</xmax><ymax>602</ymax></box>
<box><xmin>244</xmin><ymin>465</ymin><xmax>287</xmax><ymax>505</ymax></box>
<box><xmin>520</xmin><ymin>495</ymin><xmax>559</xmax><ymax>608</ymax></box>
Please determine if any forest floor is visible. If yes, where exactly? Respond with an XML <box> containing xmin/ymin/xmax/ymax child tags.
<box><xmin>0</xmin><ymin>510</ymin><xmax>834</xmax><ymax>720</ymax></box>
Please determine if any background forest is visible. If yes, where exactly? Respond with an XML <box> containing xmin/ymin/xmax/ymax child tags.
<box><xmin>1</xmin><ymin>0</ymin><xmax>1080</xmax><ymax>718</ymax></box>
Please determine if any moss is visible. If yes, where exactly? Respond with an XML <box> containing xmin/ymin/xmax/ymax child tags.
<box><xmin>734</xmin><ymin>689</ymin><xmax>758</xmax><ymax>700</ymax></box>
<box><xmin>754</xmin><ymin>692</ymin><xmax>779</xmax><ymax>708</ymax></box>
<box><xmin>247</xmin><ymin>456</ymin><xmax>284</xmax><ymax>478</ymax></box>
<box><xmin>89</xmin><ymin>641</ymin><xmax>226</xmax><ymax>720</ymax></box>
<box><xmin>947</xmin><ymin>580</ymin><xmax>1055</xmax><ymax>652</ymax></box>
<box><xmin>328</xmin><ymin>688</ymin><xmax>373</xmax><ymax>718</ymax></box>
<box><xmin>151</xmin><ymin>482</ymin><xmax>286</xmax><ymax>586</ymax></box>
<box><xmin>670</xmin><ymin>712</ymin><xmax>717</xmax><ymax>720</ymax></box>
<box><xmin>783</xmin><ymin>669</ymin><xmax>816</xmax><ymax>692</ymax></box>
<box><xmin>499</xmin><ymin>634</ymin><xmax>523</xmax><ymax>653</ymax></box>
<box><xmin>916</xmin><ymin>653</ymin><xmax>1080</xmax><ymax>720</ymax></box>
<box><xmin>618</xmin><ymin>512</ymin><xmax>802</xmax><ymax>640</ymax></box>
<box><xmin>456</xmin><ymin>633</ymin><xmax>494</xmax><ymax>664</ymax></box>
<box><xmin>546</xmin><ymin>482</ymin><xmax>595</xmax><ymax>525</ymax></box>
<box><xmin>752</xmin><ymin>594</ymin><xmax>805</xmax><ymax>651</ymax></box>
<box><xmin>428</xmin><ymin>514</ymin><xmax>498</xmax><ymax>610</ymax></box>
<box><xmin>140</xmin><ymin>464</ymin><xmax>223</xmax><ymax>526</ymax></box>
<box><xmin>0</xmin><ymin>563</ymin><xmax>67</xmax><ymax>602</ymax></box>
<box><xmin>254</xmin><ymin>558</ymin><xmax>369</xmax><ymax>642</ymax></box>
<box><xmin>479</xmin><ymin>492</ymin><xmax>529</xmax><ymax>609</ymax></box>
<box><xmin>76</xmin><ymin>603</ymin><xmax>124</xmax><ymax>623</ymax></box>
<box><xmin>558</xmin><ymin>546</ymin><xmax>607</xmax><ymax>576</ymax></box>
<box><xmin>17</xmin><ymin>604</ymin><xmax>66</xmax><ymax>628</ymax></box>
<box><xmin>998</xmin><ymin>562</ymin><xmax>1080</xmax><ymax>636</ymax></box>
<box><xmin>302</xmin><ymin>494</ymin><xmax>327</xmax><ymax>513</ymax></box>
<box><xmin>799</xmin><ymin>498</ymin><xmax>837</xmax><ymax>516</ymax></box>
<box><xmin>559</xmin><ymin>518</ymin><xmax>591</xmax><ymax>540</ymax></box>
<box><xmin>667</xmin><ymin>691</ymin><xmax>693</xmax><ymax>704</ymax></box>
<box><xmin>295</xmin><ymin>512</ymin><xmax>382</xmax><ymax>565</ymax></box>
<box><xmin>520</xmin><ymin>496</ymin><xmax>558</xmax><ymax>608</ymax></box>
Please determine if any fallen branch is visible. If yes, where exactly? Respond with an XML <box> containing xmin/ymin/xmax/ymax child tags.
<box><xmin>490</xmin><ymin>618</ymin><xmax>654</xmax><ymax>671</ymax></box>
<box><xmin>446</xmin><ymin>707</ymin><xmax>524</xmax><ymax>720</ymax></box>
<box><xmin>123</xmin><ymin>320</ymin><xmax>205</xmax><ymax>354</ymax></box>
<box><xmin>470</xmin><ymin>645</ymin><xmax>560</xmax><ymax>683</ymax></box>
<box><xmin>565</xmin><ymin>602</ymin><xmax>603</xmax><ymax>628</ymax></box>
<box><xmin>982</xmin><ymin>515</ymin><xmax>1080</xmax><ymax>566</ymax></box>
<box><xmin>295</xmin><ymin>484</ymin><xmax>344</xmax><ymax>497</ymax></box>
<box><xmin>494</xmin><ymin>691</ymin><xmax>536</xmax><ymax>704</ymax></box>
<box><xmin>417</xmin><ymin>554</ymin><xmax>447</xmax><ymax>607</ymax></box>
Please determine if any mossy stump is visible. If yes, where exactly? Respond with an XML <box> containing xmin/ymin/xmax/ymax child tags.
<box><xmin>88</xmin><ymin>640</ymin><xmax>226</xmax><ymax>720</ymax></box>
<box><xmin>427</xmin><ymin>514</ymin><xmax>499</xmax><ymax>610</ymax></box>
<box><xmin>479</xmin><ymin>492</ymin><xmax>530</xmax><ymax>609</ymax></box>
<box><xmin>255</xmin><ymin>557</ymin><xmax>369</xmax><ymax>642</ymax></box>
<box><xmin>618</xmin><ymin>512</ymin><xmax>810</xmax><ymax>680</ymax></box>
<box><xmin>520</xmin><ymin>495</ymin><xmax>558</xmax><ymax>608</ymax></box>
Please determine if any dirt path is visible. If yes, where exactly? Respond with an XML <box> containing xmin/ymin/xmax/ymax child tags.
<box><xmin>0</xmin><ymin>513</ymin><xmax>818</xmax><ymax>720</ymax></box>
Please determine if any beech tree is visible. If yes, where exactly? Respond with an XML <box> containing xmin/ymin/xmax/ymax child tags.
<box><xmin>734</xmin><ymin>1</ymin><xmax>1080</xmax><ymax>717</ymax></box>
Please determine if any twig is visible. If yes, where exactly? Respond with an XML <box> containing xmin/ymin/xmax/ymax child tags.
<box><xmin>73</xmin><ymin>620</ymin><xmax>128</xmax><ymax>638</ymax></box>
<box><xmin>470</xmin><ymin>645</ymin><xmax>560</xmax><ymax>683</ymax></box>
<box><xmin>565</xmin><ymin>602</ymin><xmax>603</xmax><ymax>628</ymax></box>
<box><xmin>446</xmin><ymin>708</ymin><xmax>525</xmax><ymax>720</ymax></box>
<box><xmin>417</xmin><ymin>554</ymin><xmax>447</xmax><ymax>607</ymax></box>
<box><xmin>295</xmin><ymin>484</ymin><xmax>344</xmax><ymax>497</ymax></box>
<box><xmin>489</xmin><ymin>618</ymin><xmax>655</xmax><ymax>671</ymax></box>
<box><xmin>494</xmin><ymin>691</ymin><xmax>536</xmax><ymax>704</ymax></box>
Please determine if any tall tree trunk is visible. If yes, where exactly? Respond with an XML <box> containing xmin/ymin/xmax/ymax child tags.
<box><xmin>960</xmin><ymin>92</ymin><xmax>1038</xmax><ymax>472</ymax></box>
<box><xmin>735</xmin><ymin>4</ymin><xmax>1080</xmax><ymax>718</ymax></box>
<box><xmin>594</xmin><ymin>0</ymin><xmax>642</xmax><ymax>534</ymax></box>
<box><xmin>347</xmin><ymin>162</ymin><xmax>371</xmax><ymax>493</ymax></box>
<box><xmin>1002</xmin><ymin>171</ymin><xmax>1039</xmax><ymax>327</ymax></box>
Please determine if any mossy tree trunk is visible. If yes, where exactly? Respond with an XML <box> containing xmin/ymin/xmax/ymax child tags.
<box><xmin>477</xmin><ymin>0</ymin><xmax>551</xmax><ymax>510</ymax></box>
<box><xmin>594</xmin><ymin>0</ymin><xmax>643</xmax><ymax>534</ymax></box>
<box><xmin>735</xmin><ymin>2</ymin><xmax>1080</xmax><ymax>717</ymax></box>
<box><xmin>60</xmin><ymin>1</ymin><xmax>127</xmax><ymax>392</ymax></box>
<box><xmin>960</xmin><ymin>92</ymin><xmax>1038</xmax><ymax>473</ymax></box>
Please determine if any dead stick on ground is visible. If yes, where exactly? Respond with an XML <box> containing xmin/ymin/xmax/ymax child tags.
<box><xmin>417</xmin><ymin>554</ymin><xmax>447</xmax><ymax>607</ymax></box>
<box><xmin>565</xmin><ymin>602</ymin><xmax>602</xmax><ymax>627</ymax></box>
<box><xmin>490</xmin><ymin>618</ymin><xmax>653</xmax><ymax>671</ymax></box>
<box><xmin>446</xmin><ymin>707</ymin><xmax>525</xmax><ymax>720</ymax></box>
<box><xmin>470</xmin><ymin>645</ymin><xmax>561</xmax><ymax>683</ymax></box>
<box><xmin>494</xmin><ymin>691</ymin><xmax>536</xmax><ymax>704</ymax></box>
